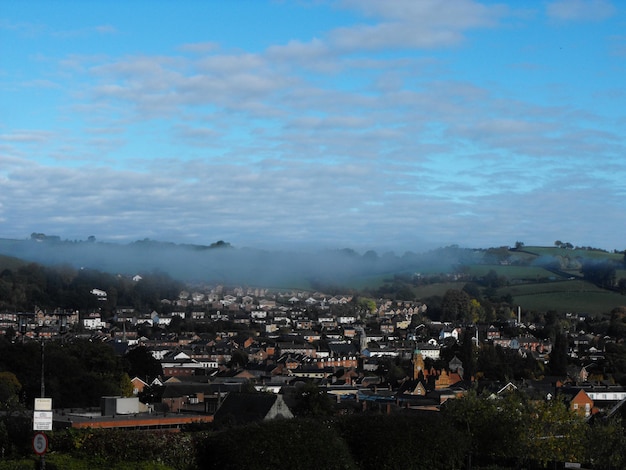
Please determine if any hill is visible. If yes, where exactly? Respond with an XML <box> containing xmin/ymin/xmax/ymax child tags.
<box><xmin>0</xmin><ymin>236</ymin><xmax>624</xmax><ymax>315</ymax></box>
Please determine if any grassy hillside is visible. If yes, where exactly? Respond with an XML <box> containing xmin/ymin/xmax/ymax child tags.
<box><xmin>499</xmin><ymin>279</ymin><xmax>625</xmax><ymax>315</ymax></box>
<box><xmin>0</xmin><ymin>253</ymin><xmax>27</xmax><ymax>271</ymax></box>
<box><xmin>522</xmin><ymin>245</ymin><xmax>623</xmax><ymax>262</ymax></box>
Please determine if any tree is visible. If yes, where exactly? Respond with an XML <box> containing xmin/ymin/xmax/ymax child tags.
<box><xmin>581</xmin><ymin>261</ymin><xmax>617</xmax><ymax>288</ymax></box>
<box><xmin>548</xmin><ymin>332</ymin><xmax>569</xmax><ymax>376</ymax></box>
<box><xmin>459</xmin><ymin>328</ymin><xmax>476</xmax><ymax>380</ymax></box>
<box><xmin>585</xmin><ymin>416</ymin><xmax>626</xmax><ymax>469</ymax></box>
<box><xmin>521</xmin><ymin>398</ymin><xmax>586</xmax><ymax>466</ymax></box>
<box><xmin>441</xmin><ymin>289</ymin><xmax>471</xmax><ymax>322</ymax></box>
<box><xmin>124</xmin><ymin>346</ymin><xmax>163</xmax><ymax>382</ymax></box>
<box><xmin>289</xmin><ymin>382</ymin><xmax>334</xmax><ymax>417</ymax></box>
<box><xmin>0</xmin><ymin>371</ymin><xmax>21</xmax><ymax>410</ymax></box>
<box><xmin>444</xmin><ymin>390</ymin><xmax>524</xmax><ymax>467</ymax></box>
<box><xmin>337</xmin><ymin>413</ymin><xmax>466</xmax><ymax>470</ymax></box>
<box><xmin>197</xmin><ymin>419</ymin><xmax>357</xmax><ymax>470</ymax></box>
<box><xmin>228</xmin><ymin>349</ymin><xmax>248</xmax><ymax>369</ymax></box>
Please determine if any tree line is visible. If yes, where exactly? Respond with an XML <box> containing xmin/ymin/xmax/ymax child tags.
<box><xmin>0</xmin><ymin>261</ymin><xmax>184</xmax><ymax>315</ymax></box>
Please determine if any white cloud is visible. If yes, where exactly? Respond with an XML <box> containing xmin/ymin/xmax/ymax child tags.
<box><xmin>546</xmin><ymin>0</ymin><xmax>616</xmax><ymax>21</ymax></box>
<box><xmin>0</xmin><ymin>130</ymin><xmax>54</xmax><ymax>143</ymax></box>
<box><xmin>332</xmin><ymin>0</ymin><xmax>508</xmax><ymax>50</ymax></box>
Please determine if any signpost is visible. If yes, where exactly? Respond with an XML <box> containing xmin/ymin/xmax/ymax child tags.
<box><xmin>33</xmin><ymin>397</ymin><xmax>52</xmax><ymax>469</ymax></box>
<box><xmin>34</xmin><ymin>340</ymin><xmax>49</xmax><ymax>469</ymax></box>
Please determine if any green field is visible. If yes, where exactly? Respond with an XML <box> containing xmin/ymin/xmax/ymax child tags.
<box><xmin>412</xmin><ymin>282</ymin><xmax>465</xmax><ymax>298</ymax></box>
<box><xmin>462</xmin><ymin>264</ymin><xmax>561</xmax><ymax>281</ymax></box>
<box><xmin>522</xmin><ymin>246</ymin><xmax>623</xmax><ymax>262</ymax></box>
<box><xmin>512</xmin><ymin>290</ymin><xmax>625</xmax><ymax>315</ymax></box>
<box><xmin>500</xmin><ymin>279</ymin><xmax>625</xmax><ymax>314</ymax></box>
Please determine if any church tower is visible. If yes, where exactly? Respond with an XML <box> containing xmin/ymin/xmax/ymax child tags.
<box><xmin>413</xmin><ymin>348</ymin><xmax>425</xmax><ymax>380</ymax></box>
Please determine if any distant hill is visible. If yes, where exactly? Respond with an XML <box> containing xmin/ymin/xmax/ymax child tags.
<box><xmin>0</xmin><ymin>253</ymin><xmax>27</xmax><ymax>272</ymax></box>
<box><xmin>0</xmin><ymin>236</ymin><xmax>478</xmax><ymax>289</ymax></box>
<box><xmin>0</xmin><ymin>237</ymin><xmax>623</xmax><ymax>310</ymax></box>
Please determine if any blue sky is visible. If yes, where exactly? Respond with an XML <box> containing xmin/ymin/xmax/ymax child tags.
<box><xmin>1</xmin><ymin>0</ymin><xmax>625</xmax><ymax>252</ymax></box>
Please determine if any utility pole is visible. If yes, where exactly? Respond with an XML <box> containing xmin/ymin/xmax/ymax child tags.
<box><xmin>40</xmin><ymin>339</ymin><xmax>45</xmax><ymax>398</ymax></box>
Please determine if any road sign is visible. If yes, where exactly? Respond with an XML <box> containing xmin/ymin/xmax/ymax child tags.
<box><xmin>33</xmin><ymin>411</ymin><xmax>53</xmax><ymax>431</ymax></box>
<box><xmin>34</xmin><ymin>398</ymin><xmax>52</xmax><ymax>411</ymax></box>
<box><xmin>33</xmin><ymin>432</ymin><xmax>48</xmax><ymax>455</ymax></box>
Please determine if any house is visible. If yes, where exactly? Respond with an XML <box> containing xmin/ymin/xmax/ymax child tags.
<box><xmin>82</xmin><ymin>312</ymin><xmax>106</xmax><ymax>330</ymax></box>
<box><xmin>439</xmin><ymin>326</ymin><xmax>460</xmax><ymax>342</ymax></box>
<box><xmin>131</xmin><ymin>377</ymin><xmax>148</xmax><ymax>396</ymax></box>
<box><xmin>566</xmin><ymin>389</ymin><xmax>595</xmax><ymax>418</ymax></box>
<box><xmin>213</xmin><ymin>392</ymin><xmax>294</xmax><ymax>426</ymax></box>
<box><xmin>90</xmin><ymin>288</ymin><xmax>107</xmax><ymax>301</ymax></box>
<box><xmin>160</xmin><ymin>382</ymin><xmax>225</xmax><ymax>414</ymax></box>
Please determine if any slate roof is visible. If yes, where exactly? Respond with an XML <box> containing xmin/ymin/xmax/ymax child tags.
<box><xmin>213</xmin><ymin>392</ymin><xmax>292</xmax><ymax>425</ymax></box>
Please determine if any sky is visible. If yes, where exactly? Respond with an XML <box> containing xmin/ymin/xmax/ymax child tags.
<box><xmin>1</xmin><ymin>0</ymin><xmax>625</xmax><ymax>253</ymax></box>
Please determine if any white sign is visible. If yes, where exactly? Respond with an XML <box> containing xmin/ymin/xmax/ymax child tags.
<box><xmin>33</xmin><ymin>411</ymin><xmax>53</xmax><ymax>431</ymax></box>
<box><xmin>34</xmin><ymin>398</ymin><xmax>52</xmax><ymax>411</ymax></box>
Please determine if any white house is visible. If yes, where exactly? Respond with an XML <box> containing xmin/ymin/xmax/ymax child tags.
<box><xmin>82</xmin><ymin>313</ymin><xmax>106</xmax><ymax>330</ymax></box>
<box><xmin>90</xmin><ymin>288</ymin><xmax>107</xmax><ymax>301</ymax></box>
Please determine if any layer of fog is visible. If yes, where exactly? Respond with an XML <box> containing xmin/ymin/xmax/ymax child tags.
<box><xmin>0</xmin><ymin>238</ymin><xmax>479</xmax><ymax>289</ymax></box>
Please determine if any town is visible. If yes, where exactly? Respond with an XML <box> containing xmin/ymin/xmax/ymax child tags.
<box><xmin>3</xmin><ymin>277</ymin><xmax>625</xmax><ymax>416</ymax></box>
<box><xmin>2</xmin><ymin>259</ymin><xmax>626</xmax><ymax>468</ymax></box>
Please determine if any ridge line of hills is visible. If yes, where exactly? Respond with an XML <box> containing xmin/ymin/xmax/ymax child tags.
<box><xmin>1</xmin><ymin>235</ymin><xmax>625</xmax><ymax>316</ymax></box>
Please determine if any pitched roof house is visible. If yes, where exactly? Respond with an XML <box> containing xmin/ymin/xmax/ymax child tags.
<box><xmin>213</xmin><ymin>392</ymin><xmax>294</xmax><ymax>426</ymax></box>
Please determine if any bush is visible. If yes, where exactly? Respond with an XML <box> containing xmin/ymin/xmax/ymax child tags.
<box><xmin>0</xmin><ymin>460</ymin><xmax>37</xmax><ymax>470</ymax></box>
<box><xmin>49</xmin><ymin>429</ymin><xmax>194</xmax><ymax>470</ymax></box>
<box><xmin>44</xmin><ymin>454</ymin><xmax>173</xmax><ymax>470</ymax></box>
<box><xmin>335</xmin><ymin>413</ymin><xmax>467</xmax><ymax>470</ymax></box>
<box><xmin>196</xmin><ymin>418</ymin><xmax>356</xmax><ymax>470</ymax></box>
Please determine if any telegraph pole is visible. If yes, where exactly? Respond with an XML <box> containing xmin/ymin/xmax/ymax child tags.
<box><xmin>40</xmin><ymin>339</ymin><xmax>45</xmax><ymax>398</ymax></box>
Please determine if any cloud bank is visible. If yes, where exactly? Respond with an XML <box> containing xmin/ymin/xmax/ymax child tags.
<box><xmin>1</xmin><ymin>0</ymin><xmax>625</xmax><ymax>252</ymax></box>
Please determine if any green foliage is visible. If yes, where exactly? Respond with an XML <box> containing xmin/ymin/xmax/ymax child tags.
<box><xmin>287</xmin><ymin>382</ymin><xmax>335</xmax><ymax>417</ymax></box>
<box><xmin>44</xmin><ymin>453</ymin><xmax>174</xmax><ymax>470</ymax></box>
<box><xmin>584</xmin><ymin>416</ymin><xmax>626</xmax><ymax>469</ymax></box>
<box><xmin>441</xmin><ymin>289</ymin><xmax>471</xmax><ymax>322</ymax></box>
<box><xmin>444</xmin><ymin>391</ymin><xmax>525</xmax><ymax>465</ymax></box>
<box><xmin>443</xmin><ymin>391</ymin><xmax>592</xmax><ymax>467</ymax></box>
<box><xmin>0</xmin><ymin>415</ymin><xmax>33</xmax><ymax>458</ymax></box>
<box><xmin>336</xmin><ymin>414</ymin><xmax>466</xmax><ymax>470</ymax></box>
<box><xmin>0</xmin><ymin>260</ymin><xmax>183</xmax><ymax>313</ymax></box>
<box><xmin>197</xmin><ymin>419</ymin><xmax>357</xmax><ymax>470</ymax></box>
<box><xmin>124</xmin><ymin>346</ymin><xmax>163</xmax><ymax>382</ymax></box>
<box><xmin>548</xmin><ymin>332</ymin><xmax>568</xmax><ymax>376</ymax></box>
<box><xmin>51</xmin><ymin>428</ymin><xmax>195</xmax><ymax>470</ymax></box>
<box><xmin>0</xmin><ymin>459</ymin><xmax>37</xmax><ymax>470</ymax></box>
<box><xmin>0</xmin><ymin>372</ymin><xmax>21</xmax><ymax>410</ymax></box>
<box><xmin>477</xmin><ymin>344</ymin><xmax>542</xmax><ymax>381</ymax></box>
<box><xmin>521</xmin><ymin>398</ymin><xmax>587</xmax><ymax>465</ymax></box>
<box><xmin>0</xmin><ymin>339</ymin><xmax>129</xmax><ymax>408</ymax></box>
